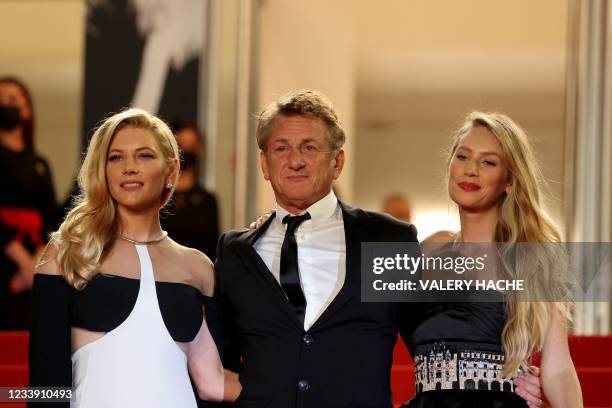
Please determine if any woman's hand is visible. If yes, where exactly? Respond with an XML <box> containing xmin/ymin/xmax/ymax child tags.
<box><xmin>514</xmin><ymin>366</ymin><xmax>543</xmax><ymax>407</ymax></box>
<box><xmin>223</xmin><ymin>369</ymin><xmax>242</xmax><ymax>401</ymax></box>
<box><xmin>5</xmin><ymin>240</ymin><xmax>36</xmax><ymax>293</ymax></box>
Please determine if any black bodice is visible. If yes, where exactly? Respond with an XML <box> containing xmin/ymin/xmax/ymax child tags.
<box><xmin>409</xmin><ymin>300</ymin><xmax>506</xmax><ymax>355</ymax></box>
<box><xmin>71</xmin><ymin>273</ymin><xmax>205</xmax><ymax>342</ymax></box>
<box><xmin>32</xmin><ymin>273</ymin><xmax>205</xmax><ymax>343</ymax></box>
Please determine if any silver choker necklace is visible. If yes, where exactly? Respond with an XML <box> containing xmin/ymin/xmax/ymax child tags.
<box><xmin>118</xmin><ymin>231</ymin><xmax>168</xmax><ymax>245</ymax></box>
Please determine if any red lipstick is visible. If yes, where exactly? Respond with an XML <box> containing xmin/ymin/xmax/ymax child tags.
<box><xmin>458</xmin><ymin>182</ymin><xmax>481</xmax><ymax>191</ymax></box>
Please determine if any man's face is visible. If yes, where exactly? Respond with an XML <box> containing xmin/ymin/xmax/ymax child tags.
<box><xmin>260</xmin><ymin>115</ymin><xmax>344</xmax><ymax>213</ymax></box>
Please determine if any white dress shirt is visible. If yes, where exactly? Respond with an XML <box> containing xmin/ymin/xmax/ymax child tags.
<box><xmin>253</xmin><ymin>191</ymin><xmax>346</xmax><ymax>331</ymax></box>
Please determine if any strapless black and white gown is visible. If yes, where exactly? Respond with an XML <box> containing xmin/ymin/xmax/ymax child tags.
<box><xmin>29</xmin><ymin>243</ymin><xmax>214</xmax><ymax>407</ymax></box>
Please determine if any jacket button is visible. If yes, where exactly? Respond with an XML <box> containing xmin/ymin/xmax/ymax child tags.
<box><xmin>302</xmin><ymin>334</ymin><xmax>314</xmax><ymax>346</ymax></box>
<box><xmin>297</xmin><ymin>380</ymin><xmax>310</xmax><ymax>391</ymax></box>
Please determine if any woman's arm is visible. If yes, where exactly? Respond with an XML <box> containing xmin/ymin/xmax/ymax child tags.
<box><xmin>28</xmin><ymin>245</ymin><xmax>72</xmax><ymax>407</ymax></box>
<box><xmin>187</xmin><ymin>249</ymin><xmax>241</xmax><ymax>402</ymax></box>
<box><xmin>540</xmin><ymin>305</ymin><xmax>583</xmax><ymax>407</ymax></box>
<box><xmin>187</xmin><ymin>304</ymin><xmax>241</xmax><ymax>402</ymax></box>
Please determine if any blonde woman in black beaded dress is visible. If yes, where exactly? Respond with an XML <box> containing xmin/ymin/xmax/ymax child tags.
<box><xmin>403</xmin><ymin>112</ymin><xmax>582</xmax><ymax>407</ymax></box>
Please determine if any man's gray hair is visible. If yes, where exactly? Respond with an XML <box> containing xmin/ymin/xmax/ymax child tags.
<box><xmin>256</xmin><ymin>89</ymin><xmax>346</xmax><ymax>151</ymax></box>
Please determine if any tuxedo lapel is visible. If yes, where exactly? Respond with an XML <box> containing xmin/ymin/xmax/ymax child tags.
<box><xmin>232</xmin><ymin>213</ymin><xmax>305</xmax><ymax>330</ymax></box>
<box><xmin>309</xmin><ymin>201</ymin><xmax>366</xmax><ymax>331</ymax></box>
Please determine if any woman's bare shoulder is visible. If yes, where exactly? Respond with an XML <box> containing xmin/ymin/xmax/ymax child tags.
<box><xmin>168</xmin><ymin>240</ymin><xmax>214</xmax><ymax>296</ymax></box>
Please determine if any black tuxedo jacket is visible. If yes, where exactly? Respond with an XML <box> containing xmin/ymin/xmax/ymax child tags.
<box><xmin>214</xmin><ymin>202</ymin><xmax>419</xmax><ymax>408</ymax></box>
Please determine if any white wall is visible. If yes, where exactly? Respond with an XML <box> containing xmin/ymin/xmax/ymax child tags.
<box><xmin>255</xmin><ymin>0</ymin><xmax>355</xmax><ymax>215</ymax></box>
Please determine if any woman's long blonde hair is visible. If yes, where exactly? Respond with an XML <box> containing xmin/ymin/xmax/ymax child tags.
<box><xmin>447</xmin><ymin>111</ymin><xmax>573</xmax><ymax>376</ymax></box>
<box><xmin>50</xmin><ymin>108</ymin><xmax>179</xmax><ymax>290</ymax></box>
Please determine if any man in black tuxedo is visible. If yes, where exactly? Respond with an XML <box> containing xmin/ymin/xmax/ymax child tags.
<box><xmin>214</xmin><ymin>90</ymin><xmax>542</xmax><ymax>407</ymax></box>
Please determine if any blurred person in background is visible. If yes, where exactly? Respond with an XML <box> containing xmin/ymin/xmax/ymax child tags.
<box><xmin>0</xmin><ymin>76</ymin><xmax>57</xmax><ymax>330</ymax></box>
<box><xmin>162</xmin><ymin>121</ymin><xmax>219</xmax><ymax>261</ymax></box>
<box><xmin>382</xmin><ymin>192</ymin><xmax>411</xmax><ymax>222</ymax></box>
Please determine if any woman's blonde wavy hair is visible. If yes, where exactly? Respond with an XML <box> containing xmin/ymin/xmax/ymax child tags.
<box><xmin>447</xmin><ymin>111</ymin><xmax>573</xmax><ymax>377</ymax></box>
<box><xmin>50</xmin><ymin>108</ymin><xmax>179</xmax><ymax>290</ymax></box>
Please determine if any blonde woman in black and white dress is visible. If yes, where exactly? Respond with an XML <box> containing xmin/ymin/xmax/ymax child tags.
<box><xmin>29</xmin><ymin>108</ymin><xmax>240</xmax><ymax>407</ymax></box>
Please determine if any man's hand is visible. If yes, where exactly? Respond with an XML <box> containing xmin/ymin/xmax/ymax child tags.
<box><xmin>514</xmin><ymin>366</ymin><xmax>543</xmax><ymax>407</ymax></box>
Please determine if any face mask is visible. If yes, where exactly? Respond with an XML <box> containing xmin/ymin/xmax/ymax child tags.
<box><xmin>181</xmin><ymin>152</ymin><xmax>199</xmax><ymax>171</ymax></box>
<box><xmin>0</xmin><ymin>105</ymin><xmax>21</xmax><ymax>130</ymax></box>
